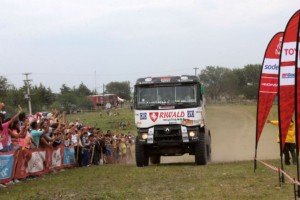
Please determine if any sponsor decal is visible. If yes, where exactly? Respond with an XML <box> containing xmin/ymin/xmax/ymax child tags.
<box><xmin>283</xmin><ymin>48</ymin><xmax>300</xmax><ymax>56</ymax></box>
<box><xmin>275</xmin><ymin>36</ymin><xmax>282</xmax><ymax>55</ymax></box>
<box><xmin>282</xmin><ymin>73</ymin><xmax>295</xmax><ymax>78</ymax></box>
<box><xmin>159</xmin><ymin>106</ymin><xmax>175</xmax><ymax>109</ymax></box>
<box><xmin>264</xmin><ymin>64</ymin><xmax>278</xmax><ymax>70</ymax></box>
<box><xmin>187</xmin><ymin>110</ymin><xmax>194</xmax><ymax>117</ymax></box>
<box><xmin>281</xmin><ymin>43</ymin><xmax>298</xmax><ymax>62</ymax></box>
<box><xmin>0</xmin><ymin>154</ymin><xmax>13</xmax><ymax>179</ymax></box>
<box><xmin>140</xmin><ymin>113</ymin><xmax>147</xmax><ymax>120</ymax></box>
<box><xmin>148</xmin><ymin>111</ymin><xmax>186</xmax><ymax>122</ymax></box>
<box><xmin>160</xmin><ymin>77</ymin><xmax>171</xmax><ymax>82</ymax></box>
<box><xmin>182</xmin><ymin>119</ymin><xmax>193</xmax><ymax>125</ymax></box>
<box><xmin>159</xmin><ymin>111</ymin><xmax>185</xmax><ymax>118</ymax></box>
<box><xmin>149</xmin><ymin>112</ymin><xmax>159</xmax><ymax>122</ymax></box>
<box><xmin>261</xmin><ymin>83</ymin><xmax>278</xmax><ymax>87</ymax></box>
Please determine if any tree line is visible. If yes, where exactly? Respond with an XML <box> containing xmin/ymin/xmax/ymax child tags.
<box><xmin>199</xmin><ymin>64</ymin><xmax>261</xmax><ymax>102</ymax></box>
<box><xmin>0</xmin><ymin>64</ymin><xmax>261</xmax><ymax>114</ymax></box>
<box><xmin>0</xmin><ymin>77</ymin><xmax>131</xmax><ymax>115</ymax></box>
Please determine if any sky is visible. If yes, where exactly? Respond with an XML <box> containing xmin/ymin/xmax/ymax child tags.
<box><xmin>0</xmin><ymin>0</ymin><xmax>299</xmax><ymax>93</ymax></box>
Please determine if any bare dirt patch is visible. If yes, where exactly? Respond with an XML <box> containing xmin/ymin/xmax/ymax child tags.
<box><xmin>161</xmin><ymin>105</ymin><xmax>279</xmax><ymax>164</ymax></box>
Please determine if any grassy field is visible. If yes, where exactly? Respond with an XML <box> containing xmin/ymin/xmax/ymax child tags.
<box><xmin>66</xmin><ymin>105</ymin><xmax>136</xmax><ymax>134</ymax></box>
<box><xmin>0</xmin><ymin>160</ymin><xmax>297</xmax><ymax>200</ymax></box>
<box><xmin>1</xmin><ymin>104</ymin><xmax>298</xmax><ymax>200</ymax></box>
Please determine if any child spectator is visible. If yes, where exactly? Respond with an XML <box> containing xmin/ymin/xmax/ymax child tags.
<box><xmin>81</xmin><ymin>131</ymin><xmax>90</xmax><ymax>166</ymax></box>
<box><xmin>104</xmin><ymin>134</ymin><xmax>112</xmax><ymax>164</ymax></box>
<box><xmin>120</xmin><ymin>135</ymin><xmax>127</xmax><ymax>163</ymax></box>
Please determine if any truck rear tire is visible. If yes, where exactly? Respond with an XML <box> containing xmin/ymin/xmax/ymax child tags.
<box><xmin>150</xmin><ymin>155</ymin><xmax>161</xmax><ymax>164</ymax></box>
<box><xmin>135</xmin><ymin>139</ymin><xmax>149</xmax><ymax>167</ymax></box>
<box><xmin>195</xmin><ymin>131</ymin><xmax>207</xmax><ymax>165</ymax></box>
<box><xmin>206</xmin><ymin>132</ymin><xmax>211</xmax><ymax>162</ymax></box>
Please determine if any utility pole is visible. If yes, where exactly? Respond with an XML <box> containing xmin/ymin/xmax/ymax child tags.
<box><xmin>94</xmin><ymin>71</ymin><xmax>97</xmax><ymax>94</ymax></box>
<box><xmin>193</xmin><ymin>67</ymin><xmax>199</xmax><ymax>76</ymax></box>
<box><xmin>23</xmin><ymin>73</ymin><xmax>32</xmax><ymax>115</ymax></box>
<box><xmin>103</xmin><ymin>83</ymin><xmax>105</xmax><ymax>95</ymax></box>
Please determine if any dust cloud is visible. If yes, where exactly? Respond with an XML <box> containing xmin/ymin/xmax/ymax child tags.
<box><xmin>160</xmin><ymin>105</ymin><xmax>279</xmax><ymax>164</ymax></box>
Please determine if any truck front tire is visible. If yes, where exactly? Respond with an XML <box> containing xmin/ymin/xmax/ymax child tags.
<box><xmin>195</xmin><ymin>131</ymin><xmax>207</xmax><ymax>165</ymax></box>
<box><xmin>135</xmin><ymin>139</ymin><xmax>149</xmax><ymax>167</ymax></box>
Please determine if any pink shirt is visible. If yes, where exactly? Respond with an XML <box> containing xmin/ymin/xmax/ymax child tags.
<box><xmin>0</xmin><ymin>122</ymin><xmax>9</xmax><ymax>147</ymax></box>
<box><xmin>23</xmin><ymin>131</ymin><xmax>31</xmax><ymax>149</ymax></box>
<box><xmin>19</xmin><ymin>131</ymin><xmax>30</xmax><ymax>148</ymax></box>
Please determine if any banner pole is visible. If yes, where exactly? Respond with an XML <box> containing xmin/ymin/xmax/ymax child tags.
<box><xmin>255</xmin><ymin>32</ymin><xmax>283</xmax><ymax>172</ymax></box>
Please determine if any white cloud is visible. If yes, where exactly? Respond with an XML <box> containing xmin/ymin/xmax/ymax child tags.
<box><xmin>0</xmin><ymin>0</ymin><xmax>299</xmax><ymax>92</ymax></box>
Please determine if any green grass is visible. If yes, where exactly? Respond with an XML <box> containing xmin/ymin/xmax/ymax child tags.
<box><xmin>1</xmin><ymin>104</ymin><xmax>298</xmax><ymax>199</ymax></box>
<box><xmin>0</xmin><ymin>160</ymin><xmax>296</xmax><ymax>200</ymax></box>
<box><xmin>66</xmin><ymin>106</ymin><xmax>136</xmax><ymax>134</ymax></box>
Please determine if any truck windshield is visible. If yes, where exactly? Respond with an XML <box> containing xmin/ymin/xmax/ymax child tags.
<box><xmin>136</xmin><ymin>84</ymin><xmax>198</xmax><ymax>107</ymax></box>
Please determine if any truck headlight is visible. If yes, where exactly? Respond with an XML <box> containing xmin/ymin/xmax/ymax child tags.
<box><xmin>189</xmin><ymin>131</ymin><xmax>195</xmax><ymax>137</ymax></box>
<box><xmin>141</xmin><ymin>133</ymin><xmax>148</xmax><ymax>140</ymax></box>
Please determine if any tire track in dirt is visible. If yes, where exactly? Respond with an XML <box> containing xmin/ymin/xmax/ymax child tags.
<box><xmin>160</xmin><ymin>105</ymin><xmax>280</xmax><ymax>164</ymax></box>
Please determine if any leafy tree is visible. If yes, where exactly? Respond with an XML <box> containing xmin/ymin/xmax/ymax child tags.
<box><xmin>0</xmin><ymin>76</ymin><xmax>12</xmax><ymax>100</ymax></box>
<box><xmin>236</xmin><ymin>64</ymin><xmax>261</xmax><ymax>99</ymax></box>
<box><xmin>57</xmin><ymin>92</ymin><xmax>78</xmax><ymax>113</ymax></box>
<box><xmin>3</xmin><ymin>86</ymin><xmax>25</xmax><ymax>115</ymax></box>
<box><xmin>242</xmin><ymin>85</ymin><xmax>258</xmax><ymax>99</ymax></box>
<box><xmin>75</xmin><ymin>82</ymin><xmax>93</xmax><ymax>96</ymax></box>
<box><xmin>243</xmin><ymin>64</ymin><xmax>261</xmax><ymax>85</ymax></box>
<box><xmin>30</xmin><ymin>84</ymin><xmax>55</xmax><ymax>113</ymax></box>
<box><xmin>56</xmin><ymin>83</ymin><xmax>95</xmax><ymax>113</ymax></box>
<box><xmin>221</xmin><ymin>70</ymin><xmax>239</xmax><ymax>101</ymax></box>
<box><xmin>60</xmin><ymin>84</ymin><xmax>72</xmax><ymax>94</ymax></box>
<box><xmin>199</xmin><ymin>66</ymin><xmax>231</xmax><ymax>101</ymax></box>
<box><xmin>105</xmin><ymin>81</ymin><xmax>131</xmax><ymax>100</ymax></box>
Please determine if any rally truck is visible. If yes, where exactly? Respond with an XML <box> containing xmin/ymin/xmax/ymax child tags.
<box><xmin>133</xmin><ymin>75</ymin><xmax>211</xmax><ymax>167</ymax></box>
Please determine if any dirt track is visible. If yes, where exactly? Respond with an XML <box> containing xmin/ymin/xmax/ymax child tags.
<box><xmin>161</xmin><ymin>105</ymin><xmax>280</xmax><ymax>164</ymax></box>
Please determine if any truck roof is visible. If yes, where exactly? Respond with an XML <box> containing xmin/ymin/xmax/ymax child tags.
<box><xmin>135</xmin><ymin>75</ymin><xmax>199</xmax><ymax>85</ymax></box>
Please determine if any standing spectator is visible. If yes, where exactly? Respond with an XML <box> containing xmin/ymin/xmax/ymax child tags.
<box><xmin>130</xmin><ymin>101</ymin><xmax>133</xmax><ymax>111</ymax></box>
<box><xmin>30</xmin><ymin>120</ymin><xmax>49</xmax><ymax>149</ymax></box>
<box><xmin>9</xmin><ymin>119</ymin><xmax>26</xmax><ymax>150</ymax></box>
<box><xmin>268</xmin><ymin>119</ymin><xmax>296</xmax><ymax>165</ymax></box>
<box><xmin>81</xmin><ymin>131</ymin><xmax>91</xmax><ymax>166</ymax></box>
<box><xmin>19</xmin><ymin>117</ymin><xmax>35</xmax><ymax>150</ymax></box>
<box><xmin>104</xmin><ymin>134</ymin><xmax>112</xmax><ymax>164</ymax></box>
<box><xmin>39</xmin><ymin>120</ymin><xmax>54</xmax><ymax>149</ymax></box>
<box><xmin>120</xmin><ymin>135</ymin><xmax>127</xmax><ymax>163</ymax></box>
<box><xmin>105</xmin><ymin>102</ymin><xmax>112</xmax><ymax>116</ymax></box>
<box><xmin>52</xmin><ymin>132</ymin><xmax>63</xmax><ymax>147</ymax></box>
<box><xmin>75</xmin><ymin>118</ymin><xmax>82</xmax><ymax>127</ymax></box>
<box><xmin>75</xmin><ymin>128</ymin><xmax>83</xmax><ymax>167</ymax></box>
<box><xmin>0</xmin><ymin>105</ymin><xmax>23</xmax><ymax>152</ymax></box>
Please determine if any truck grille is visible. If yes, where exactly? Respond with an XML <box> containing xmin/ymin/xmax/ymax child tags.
<box><xmin>154</xmin><ymin>125</ymin><xmax>182</xmax><ymax>142</ymax></box>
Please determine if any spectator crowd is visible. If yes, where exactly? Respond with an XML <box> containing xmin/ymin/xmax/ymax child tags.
<box><xmin>0</xmin><ymin>101</ymin><xmax>135</xmax><ymax>187</ymax></box>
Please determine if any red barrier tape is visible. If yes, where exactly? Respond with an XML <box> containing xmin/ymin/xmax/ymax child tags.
<box><xmin>255</xmin><ymin>158</ymin><xmax>300</xmax><ymax>186</ymax></box>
